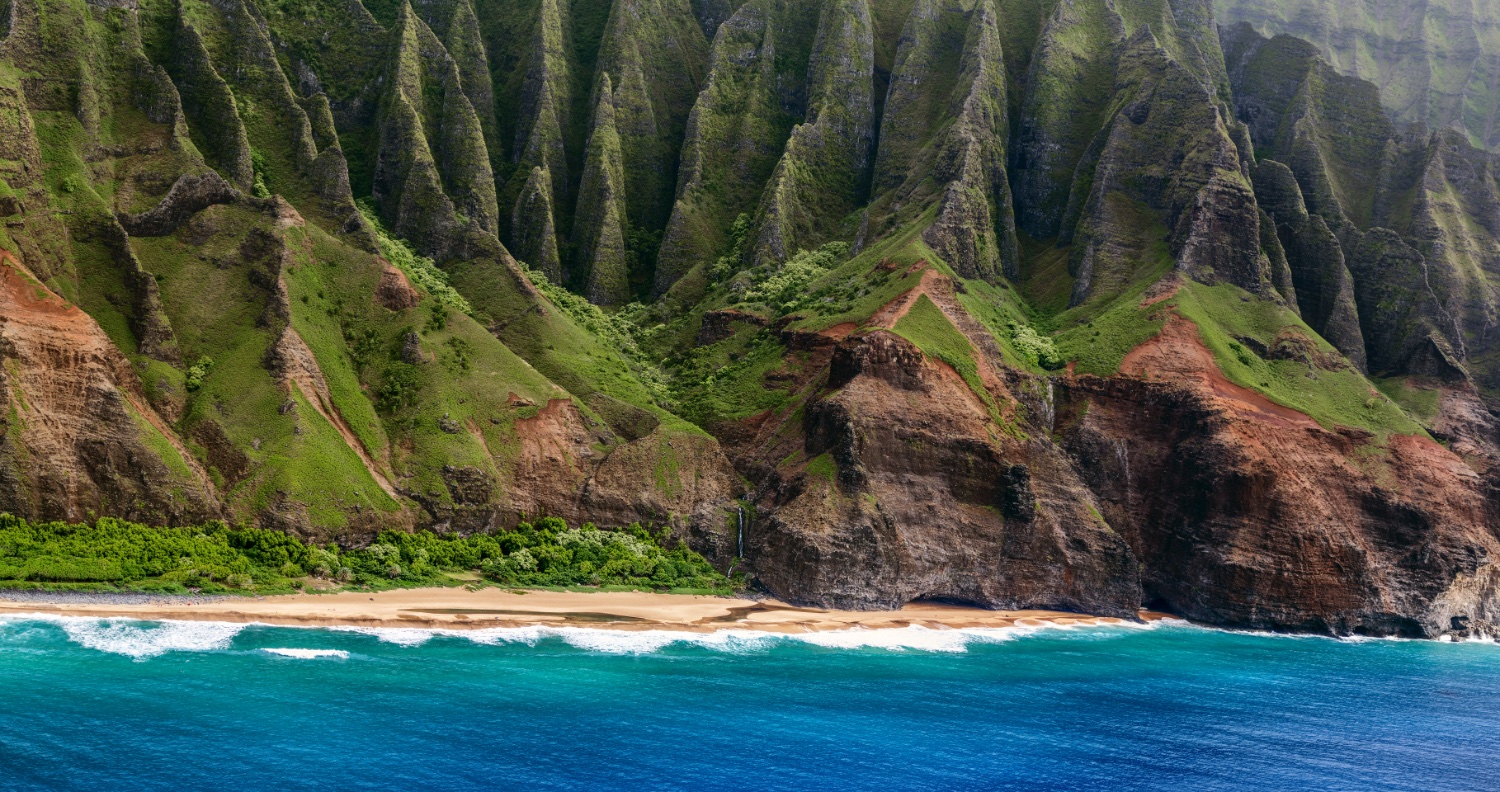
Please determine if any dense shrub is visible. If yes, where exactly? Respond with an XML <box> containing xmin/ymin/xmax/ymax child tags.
<box><xmin>0</xmin><ymin>513</ymin><xmax>736</xmax><ymax>595</ymax></box>
<box><xmin>744</xmin><ymin>242</ymin><xmax>851</xmax><ymax>314</ymax></box>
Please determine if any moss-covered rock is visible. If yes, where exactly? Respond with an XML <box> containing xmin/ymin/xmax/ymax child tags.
<box><xmin>1011</xmin><ymin>0</ymin><xmax>1123</xmax><ymax>238</ymax></box>
<box><xmin>593</xmin><ymin>0</ymin><xmax>709</xmax><ymax>241</ymax></box>
<box><xmin>1227</xmin><ymin>24</ymin><xmax>1500</xmax><ymax>384</ymax></box>
<box><xmin>442</xmin><ymin>0</ymin><xmax>501</xmax><ymax>166</ymax></box>
<box><xmin>374</xmin><ymin>3</ymin><xmax>498</xmax><ymax>254</ymax></box>
<box><xmin>746</xmin><ymin>0</ymin><xmax>875</xmax><ymax>267</ymax></box>
<box><xmin>653</xmin><ymin>0</ymin><xmax>821</xmax><ymax>295</ymax></box>
<box><xmin>171</xmin><ymin>21</ymin><xmax>254</xmax><ymax>191</ymax></box>
<box><xmin>1251</xmin><ymin>160</ymin><xmax>1368</xmax><ymax>369</ymax></box>
<box><xmin>573</xmin><ymin>73</ymin><xmax>632</xmax><ymax>305</ymax></box>
<box><xmin>503</xmin><ymin>0</ymin><xmax>573</xmax><ymax>234</ymax></box>
<box><xmin>875</xmin><ymin>0</ymin><xmax>1017</xmax><ymax>281</ymax></box>
<box><xmin>511</xmin><ymin>165</ymin><xmax>563</xmax><ymax>283</ymax></box>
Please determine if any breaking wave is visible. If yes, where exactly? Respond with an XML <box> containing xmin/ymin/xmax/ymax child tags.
<box><xmin>261</xmin><ymin>648</ymin><xmax>350</xmax><ymax>660</ymax></box>
<box><xmin>334</xmin><ymin>618</ymin><xmax>1185</xmax><ymax>654</ymax></box>
<box><xmin>0</xmin><ymin>614</ymin><xmax>246</xmax><ymax>659</ymax></box>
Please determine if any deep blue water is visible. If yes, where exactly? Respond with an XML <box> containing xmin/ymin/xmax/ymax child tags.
<box><xmin>0</xmin><ymin>617</ymin><xmax>1496</xmax><ymax>790</ymax></box>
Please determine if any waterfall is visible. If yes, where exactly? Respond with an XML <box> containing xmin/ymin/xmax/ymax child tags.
<box><xmin>736</xmin><ymin>505</ymin><xmax>745</xmax><ymax>560</ymax></box>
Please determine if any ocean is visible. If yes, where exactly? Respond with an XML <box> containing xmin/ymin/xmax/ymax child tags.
<box><xmin>0</xmin><ymin>616</ymin><xmax>1495</xmax><ymax>790</ymax></box>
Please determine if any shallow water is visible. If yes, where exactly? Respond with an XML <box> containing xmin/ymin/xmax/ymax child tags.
<box><xmin>0</xmin><ymin>616</ymin><xmax>1496</xmax><ymax>790</ymax></box>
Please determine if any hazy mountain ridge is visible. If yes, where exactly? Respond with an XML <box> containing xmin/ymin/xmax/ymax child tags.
<box><xmin>2</xmin><ymin>0</ymin><xmax>1500</xmax><ymax>636</ymax></box>
<box><xmin>1215</xmin><ymin>0</ymin><xmax>1500</xmax><ymax>153</ymax></box>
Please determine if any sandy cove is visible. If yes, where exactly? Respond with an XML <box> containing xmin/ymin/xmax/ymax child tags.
<box><xmin>0</xmin><ymin>588</ymin><xmax>1170</xmax><ymax>633</ymax></box>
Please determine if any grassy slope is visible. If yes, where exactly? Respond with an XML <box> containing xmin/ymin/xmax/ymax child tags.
<box><xmin>1175</xmin><ymin>281</ymin><xmax>1423</xmax><ymax>438</ymax></box>
<box><xmin>891</xmin><ymin>293</ymin><xmax>999</xmax><ymax>416</ymax></box>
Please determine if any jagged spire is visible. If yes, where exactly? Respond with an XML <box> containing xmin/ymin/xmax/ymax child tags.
<box><xmin>653</xmin><ymin>1</ymin><xmax>794</xmax><ymax>296</ymax></box>
<box><xmin>172</xmin><ymin>21</ymin><xmax>255</xmax><ymax>191</ymax></box>
<box><xmin>512</xmin><ymin>0</ymin><xmax>572</xmax><ymax>208</ymax></box>
<box><xmin>592</xmin><ymin>0</ymin><xmax>710</xmax><ymax>244</ymax></box>
<box><xmin>512</xmin><ymin>165</ymin><xmax>563</xmax><ymax>284</ymax></box>
<box><xmin>874</xmin><ymin>0</ymin><xmax>1017</xmax><ymax>281</ymax></box>
<box><xmin>747</xmin><ymin>0</ymin><xmax>876</xmax><ymax>266</ymax></box>
<box><xmin>372</xmin><ymin>1</ymin><xmax>498</xmax><ymax>254</ymax></box>
<box><xmin>574</xmin><ymin>74</ymin><xmax>632</xmax><ymax>306</ymax></box>
<box><xmin>373</xmin><ymin>3</ymin><xmax>459</xmax><ymax>255</ymax></box>
<box><xmin>1011</xmin><ymin>0</ymin><xmax>1125</xmax><ymax>239</ymax></box>
<box><xmin>436</xmin><ymin>62</ymin><xmax>499</xmax><ymax>234</ymax></box>
<box><xmin>444</xmin><ymin>0</ymin><xmax>500</xmax><ymax>163</ymax></box>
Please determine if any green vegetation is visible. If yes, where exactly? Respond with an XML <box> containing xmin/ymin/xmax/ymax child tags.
<box><xmin>1008</xmin><ymin>324</ymin><xmax>1062</xmax><ymax>370</ymax></box>
<box><xmin>893</xmin><ymin>294</ymin><xmax>998</xmax><ymax>416</ymax></box>
<box><xmin>184</xmin><ymin>356</ymin><xmax>215</xmax><ymax>392</ymax></box>
<box><xmin>517</xmin><ymin>262</ymin><xmax>672</xmax><ymax>407</ymax></box>
<box><xmin>1373</xmin><ymin>377</ymin><xmax>1442</xmax><ymax>424</ymax></box>
<box><xmin>0</xmin><ymin>514</ymin><xmax>738</xmax><ymax>595</ymax></box>
<box><xmin>1045</xmin><ymin>251</ymin><xmax>1175</xmax><ymax>376</ymax></box>
<box><xmin>358</xmin><ymin>200</ymin><xmax>473</xmax><ymax>317</ymax></box>
<box><xmin>744</xmin><ymin>243</ymin><xmax>851</xmax><ymax>313</ymax></box>
<box><xmin>674</xmin><ymin>330</ymin><xmax>796</xmax><ymax>426</ymax></box>
<box><xmin>1175</xmin><ymin>282</ymin><xmax>1424</xmax><ymax>438</ymax></box>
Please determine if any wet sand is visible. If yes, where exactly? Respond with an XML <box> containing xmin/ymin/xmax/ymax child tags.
<box><xmin>0</xmin><ymin>587</ymin><xmax>1170</xmax><ymax>633</ymax></box>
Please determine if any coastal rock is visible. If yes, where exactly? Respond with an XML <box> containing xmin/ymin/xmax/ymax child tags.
<box><xmin>751</xmin><ymin>326</ymin><xmax>1141</xmax><ymax>615</ymax></box>
<box><xmin>1057</xmin><ymin>314</ymin><xmax>1499</xmax><ymax>636</ymax></box>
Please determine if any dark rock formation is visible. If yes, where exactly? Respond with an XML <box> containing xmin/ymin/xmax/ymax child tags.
<box><xmin>753</xmin><ymin>328</ymin><xmax>1141</xmax><ymax>614</ymax></box>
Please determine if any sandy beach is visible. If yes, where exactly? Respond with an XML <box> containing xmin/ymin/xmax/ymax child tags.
<box><xmin>0</xmin><ymin>587</ymin><xmax>1168</xmax><ymax>633</ymax></box>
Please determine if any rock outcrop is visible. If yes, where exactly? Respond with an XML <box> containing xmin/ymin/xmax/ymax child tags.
<box><xmin>0</xmin><ymin>253</ymin><xmax>220</xmax><ymax>525</ymax></box>
<box><xmin>1060</xmin><ymin>314</ymin><xmax>1498</xmax><ymax>636</ymax></box>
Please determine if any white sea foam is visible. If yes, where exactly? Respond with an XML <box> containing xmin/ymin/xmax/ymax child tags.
<box><xmin>330</xmin><ymin>620</ymin><xmax>1180</xmax><ymax>655</ymax></box>
<box><xmin>330</xmin><ymin>626</ymin><xmax>449</xmax><ymax>647</ymax></box>
<box><xmin>1</xmin><ymin>614</ymin><xmax>247</xmax><ymax>659</ymax></box>
<box><xmin>0</xmin><ymin>612</ymin><xmax>1236</xmax><ymax>659</ymax></box>
<box><xmin>786</xmin><ymin>625</ymin><xmax>990</xmax><ymax>652</ymax></box>
<box><xmin>312</xmin><ymin>617</ymin><xmax>1499</xmax><ymax>654</ymax></box>
<box><xmin>261</xmin><ymin>648</ymin><xmax>350</xmax><ymax>659</ymax></box>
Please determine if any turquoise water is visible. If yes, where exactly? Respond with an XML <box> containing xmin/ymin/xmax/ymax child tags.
<box><xmin>0</xmin><ymin>617</ymin><xmax>1497</xmax><ymax>790</ymax></box>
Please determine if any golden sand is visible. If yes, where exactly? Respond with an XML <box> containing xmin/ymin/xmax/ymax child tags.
<box><xmin>0</xmin><ymin>587</ymin><xmax>1171</xmax><ymax>633</ymax></box>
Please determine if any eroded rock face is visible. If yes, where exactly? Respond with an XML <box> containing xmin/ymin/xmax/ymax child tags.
<box><xmin>751</xmin><ymin>327</ymin><xmax>1141</xmax><ymax>614</ymax></box>
<box><xmin>502</xmin><ymin>399</ymin><xmax>743</xmax><ymax>546</ymax></box>
<box><xmin>722</xmin><ymin>260</ymin><xmax>1500</xmax><ymax>636</ymax></box>
<box><xmin>1056</xmin><ymin>315</ymin><xmax>1499</xmax><ymax>636</ymax></box>
<box><xmin>0</xmin><ymin>254</ymin><xmax>220</xmax><ymax>525</ymax></box>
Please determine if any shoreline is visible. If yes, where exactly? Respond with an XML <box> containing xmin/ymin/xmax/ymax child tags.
<box><xmin>0</xmin><ymin>587</ymin><xmax>1171</xmax><ymax>634</ymax></box>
